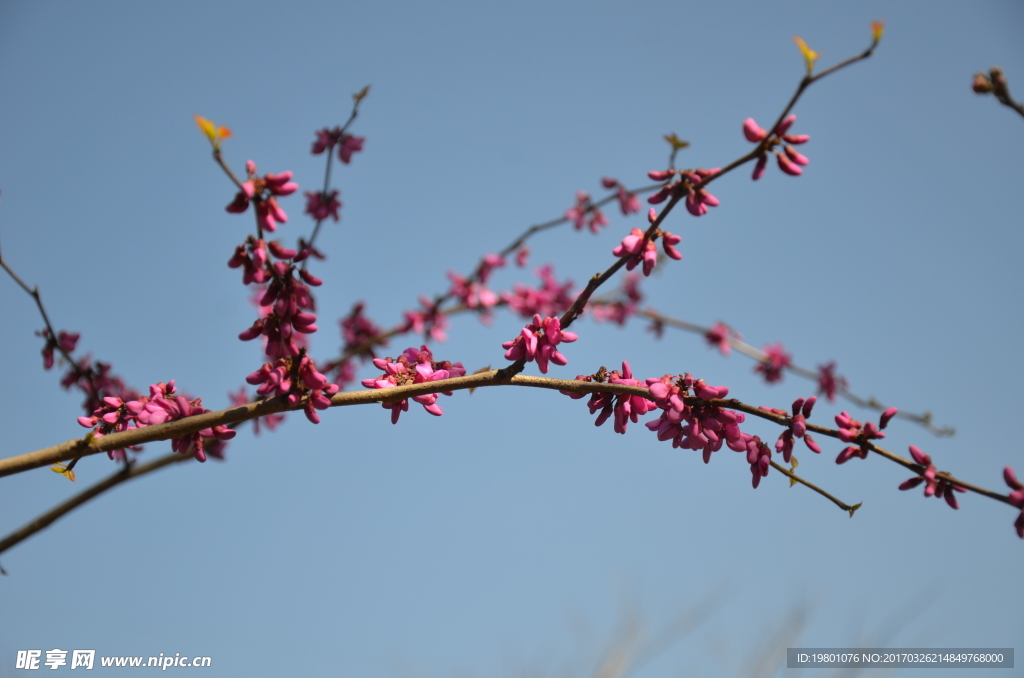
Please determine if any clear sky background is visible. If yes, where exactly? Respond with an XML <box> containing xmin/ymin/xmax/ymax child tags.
<box><xmin>1</xmin><ymin>1</ymin><xmax>1022</xmax><ymax>676</ymax></box>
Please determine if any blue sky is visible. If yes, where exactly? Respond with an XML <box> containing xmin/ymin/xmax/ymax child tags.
<box><xmin>1</xmin><ymin>1</ymin><xmax>1022</xmax><ymax>676</ymax></box>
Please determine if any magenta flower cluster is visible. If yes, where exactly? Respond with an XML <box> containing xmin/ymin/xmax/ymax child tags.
<box><xmin>704</xmin><ymin>322</ymin><xmax>739</xmax><ymax>356</ymax></box>
<box><xmin>563</xmin><ymin>361</ymin><xmax>654</xmax><ymax>434</ymax></box>
<box><xmin>311</xmin><ymin>127</ymin><xmax>365</xmax><ymax>165</ymax></box>
<box><xmin>225</xmin><ymin>161</ymin><xmax>299</xmax><ymax>233</ymax></box>
<box><xmin>403</xmin><ymin>297</ymin><xmax>449</xmax><ymax>343</ymax></box>
<box><xmin>755</xmin><ymin>343</ymin><xmax>792</xmax><ymax>383</ymax></box>
<box><xmin>502</xmin><ymin>314</ymin><xmax>578</xmax><ymax>373</ymax></box>
<box><xmin>601</xmin><ymin>177</ymin><xmax>642</xmax><ymax>215</ymax></box>
<box><xmin>743</xmin><ymin>115</ymin><xmax>811</xmax><ymax>179</ymax></box>
<box><xmin>647</xmin><ymin>168</ymin><xmax>721</xmax><ymax>217</ymax></box>
<box><xmin>77</xmin><ymin>381</ymin><xmax>235</xmax><ymax>462</ymax></box>
<box><xmin>612</xmin><ymin>209</ymin><xmax>682</xmax><ymax>277</ymax></box>
<box><xmin>361</xmin><ymin>346</ymin><xmax>466</xmax><ymax>424</ymax></box>
<box><xmin>767</xmin><ymin>396</ymin><xmax>822</xmax><ymax>463</ymax></box>
<box><xmin>897</xmin><ymin>444</ymin><xmax>966</xmax><ymax>509</ymax></box>
<box><xmin>502</xmin><ymin>265</ymin><xmax>576</xmax><ymax>319</ymax></box>
<box><xmin>246</xmin><ymin>354</ymin><xmax>340</xmax><ymax>424</ymax></box>
<box><xmin>816</xmin><ymin>361</ymin><xmax>849</xmax><ymax>402</ymax></box>
<box><xmin>834</xmin><ymin>407</ymin><xmax>897</xmax><ymax>464</ymax></box>
<box><xmin>565</xmin><ymin>190</ymin><xmax>609</xmax><ymax>234</ymax></box>
<box><xmin>36</xmin><ymin>329</ymin><xmax>80</xmax><ymax>370</ymax></box>
<box><xmin>1003</xmin><ymin>467</ymin><xmax>1024</xmax><ymax>538</ymax></box>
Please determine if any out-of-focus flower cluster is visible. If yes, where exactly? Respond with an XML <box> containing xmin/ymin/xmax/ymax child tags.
<box><xmin>742</xmin><ymin>114</ymin><xmax>810</xmax><ymax>179</ymax></box>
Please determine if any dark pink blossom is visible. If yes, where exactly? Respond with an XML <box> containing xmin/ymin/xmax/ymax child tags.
<box><xmin>448</xmin><ymin>270</ymin><xmax>499</xmax><ymax>310</ymax></box>
<box><xmin>360</xmin><ymin>346</ymin><xmax>465</xmax><ymax>424</ymax></box>
<box><xmin>78</xmin><ymin>380</ymin><xmax>235</xmax><ymax>462</ymax></box>
<box><xmin>502</xmin><ymin>314</ymin><xmax>578</xmax><ymax>374</ymax></box>
<box><xmin>562</xmin><ymin>361</ymin><xmax>655</xmax><ymax>434</ymax></box>
<box><xmin>817</xmin><ymin>361</ymin><xmax>849</xmax><ymax>401</ymax></box>
<box><xmin>774</xmin><ymin>396</ymin><xmax>820</xmax><ymax>463</ymax></box>
<box><xmin>304</xmin><ymin>189</ymin><xmax>342</xmax><ymax>222</ymax></box>
<box><xmin>565</xmin><ymin>190</ymin><xmax>608</xmax><ymax>234</ymax></box>
<box><xmin>704</xmin><ymin>322</ymin><xmax>739</xmax><ymax>356</ymax></box>
<box><xmin>36</xmin><ymin>329</ymin><xmax>80</xmax><ymax>370</ymax></box>
<box><xmin>743</xmin><ymin>115</ymin><xmax>811</xmax><ymax>180</ymax></box>
<box><xmin>501</xmin><ymin>265</ymin><xmax>576</xmax><ymax>319</ymax></box>
<box><xmin>898</xmin><ymin>445</ymin><xmax>966</xmax><ymax>509</ymax></box>
<box><xmin>515</xmin><ymin>246</ymin><xmax>530</xmax><ymax>268</ymax></box>
<box><xmin>1003</xmin><ymin>467</ymin><xmax>1024</xmax><ymax>538</ymax></box>
<box><xmin>754</xmin><ymin>343</ymin><xmax>792</xmax><ymax>383</ymax></box>
<box><xmin>403</xmin><ymin>297</ymin><xmax>449</xmax><ymax>342</ymax></box>
<box><xmin>612</xmin><ymin>227</ymin><xmax>659</xmax><ymax>277</ymax></box>
<box><xmin>225</xmin><ymin>162</ymin><xmax>298</xmax><ymax>233</ymax></box>
<box><xmin>311</xmin><ymin>127</ymin><xmax>365</xmax><ymax>164</ymax></box>
<box><xmin>245</xmin><ymin>354</ymin><xmax>340</xmax><ymax>424</ymax></box>
<box><xmin>340</xmin><ymin>302</ymin><xmax>385</xmax><ymax>361</ymax></box>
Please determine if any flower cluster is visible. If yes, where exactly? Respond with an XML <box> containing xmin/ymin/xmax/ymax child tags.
<box><xmin>36</xmin><ymin>329</ymin><xmax>80</xmax><ymax>370</ymax></box>
<box><xmin>816</xmin><ymin>361</ymin><xmax>849</xmax><ymax>401</ymax></box>
<box><xmin>646</xmin><ymin>168</ymin><xmax>721</xmax><ymax>217</ymax></box>
<box><xmin>502</xmin><ymin>265</ymin><xmax>576</xmax><ymax>319</ymax></box>
<box><xmin>704</xmin><ymin>322</ymin><xmax>739</xmax><ymax>356</ymax></box>
<box><xmin>311</xmin><ymin>127</ymin><xmax>365</xmax><ymax>164</ymax></box>
<box><xmin>403</xmin><ymin>297</ymin><xmax>449</xmax><ymax>342</ymax></box>
<box><xmin>502</xmin><ymin>314</ymin><xmax>578</xmax><ymax>373</ymax></box>
<box><xmin>237</xmin><ymin>243</ymin><xmax>323</xmax><ymax>359</ymax></box>
<box><xmin>898</xmin><ymin>445</ymin><xmax>966</xmax><ymax>509</ymax></box>
<box><xmin>562</xmin><ymin>362</ymin><xmax>654</xmax><ymax>434</ymax></box>
<box><xmin>77</xmin><ymin>381</ymin><xmax>235</xmax><ymax>462</ymax></box>
<box><xmin>225</xmin><ymin>161</ymin><xmax>299</xmax><ymax>233</ymax></box>
<box><xmin>360</xmin><ymin>346</ymin><xmax>466</xmax><ymax>424</ymax></box>
<box><xmin>246</xmin><ymin>353</ymin><xmax>340</xmax><ymax>424</ymax></box>
<box><xmin>304</xmin><ymin>189</ymin><xmax>342</xmax><ymax>222</ymax></box>
<box><xmin>447</xmin><ymin>254</ymin><xmax>505</xmax><ymax>316</ymax></box>
<box><xmin>590</xmin><ymin>273</ymin><xmax>643</xmax><ymax>326</ymax></box>
<box><xmin>1002</xmin><ymin>467</ymin><xmax>1024</xmax><ymax>538</ymax></box>
<box><xmin>833</xmin><ymin>407</ymin><xmax>897</xmax><ymax>463</ymax></box>
<box><xmin>643</xmin><ymin>373</ymin><xmax>773</xmax><ymax>487</ymax></box>
<box><xmin>612</xmin><ymin>210</ymin><xmax>682</xmax><ymax>277</ymax></box>
<box><xmin>766</xmin><ymin>396</ymin><xmax>822</xmax><ymax>463</ymax></box>
<box><xmin>601</xmin><ymin>177</ymin><xmax>641</xmax><ymax>215</ymax></box>
<box><xmin>565</xmin><ymin>190</ymin><xmax>608</xmax><ymax>233</ymax></box>
<box><xmin>742</xmin><ymin>115</ymin><xmax>810</xmax><ymax>179</ymax></box>
<box><xmin>754</xmin><ymin>343</ymin><xmax>792</xmax><ymax>383</ymax></box>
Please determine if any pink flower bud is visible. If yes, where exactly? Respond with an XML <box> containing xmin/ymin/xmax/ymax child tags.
<box><xmin>776</xmin><ymin>152</ymin><xmax>803</xmax><ymax>176</ymax></box>
<box><xmin>742</xmin><ymin>118</ymin><xmax>767</xmax><ymax>142</ymax></box>
<box><xmin>776</xmin><ymin>114</ymin><xmax>797</xmax><ymax>135</ymax></box>
<box><xmin>784</xmin><ymin>145</ymin><xmax>810</xmax><ymax>166</ymax></box>
<box><xmin>601</xmin><ymin>176</ymin><xmax>618</xmax><ymax>188</ymax></box>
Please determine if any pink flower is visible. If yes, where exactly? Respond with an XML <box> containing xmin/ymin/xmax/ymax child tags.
<box><xmin>304</xmin><ymin>189</ymin><xmax>342</xmax><ymax>222</ymax></box>
<box><xmin>563</xmin><ymin>361</ymin><xmax>654</xmax><ymax>434</ymax></box>
<box><xmin>502</xmin><ymin>314</ymin><xmax>578</xmax><ymax>374</ymax></box>
<box><xmin>565</xmin><ymin>190</ymin><xmax>608</xmax><ymax>234</ymax></box>
<box><xmin>340</xmin><ymin>302</ymin><xmax>386</xmax><ymax>360</ymax></box>
<box><xmin>515</xmin><ymin>246</ymin><xmax>530</xmax><ymax>268</ymax></box>
<box><xmin>311</xmin><ymin>127</ymin><xmax>365</xmax><ymax>164</ymax></box>
<box><xmin>898</xmin><ymin>445</ymin><xmax>966</xmax><ymax>509</ymax></box>
<box><xmin>774</xmin><ymin>396</ymin><xmax>819</xmax><ymax>463</ymax></box>
<box><xmin>225</xmin><ymin>162</ymin><xmax>298</xmax><ymax>233</ymax></box>
<box><xmin>704</xmin><ymin>322</ymin><xmax>738</xmax><ymax>356</ymax></box>
<box><xmin>360</xmin><ymin>346</ymin><xmax>465</xmax><ymax>423</ymax></box>
<box><xmin>501</xmin><ymin>265</ymin><xmax>576</xmax><ymax>319</ymax></box>
<box><xmin>755</xmin><ymin>343</ymin><xmax>792</xmax><ymax>383</ymax></box>
<box><xmin>1003</xmin><ymin>467</ymin><xmax>1024</xmax><ymax>538</ymax></box>
<box><xmin>339</xmin><ymin>134</ymin><xmax>364</xmax><ymax>164</ymax></box>
<box><xmin>817</xmin><ymin>361</ymin><xmax>849</xmax><ymax>401</ymax></box>
<box><xmin>682</xmin><ymin>169</ymin><xmax>720</xmax><ymax>217</ymax></box>
<box><xmin>37</xmin><ymin>329</ymin><xmax>80</xmax><ymax>370</ymax></box>
<box><xmin>612</xmin><ymin>227</ymin><xmax>659</xmax><ymax>277</ymax></box>
<box><xmin>643</xmin><ymin>373</ymin><xmax>749</xmax><ymax>466</ymax></box>
<box><xmin>601</xmin><ymin>178</ymin><xmax>641</xmax><ymax>215</ymax></box>
<box><xmin>743</xmin><ymin>115</ymin><xmax>811</xmax><ymax>180</ymax></box>
<box><xmin>403</xmin><ymin>297</ymin><xmax>449</xmax><ymax>342</ymax></box>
